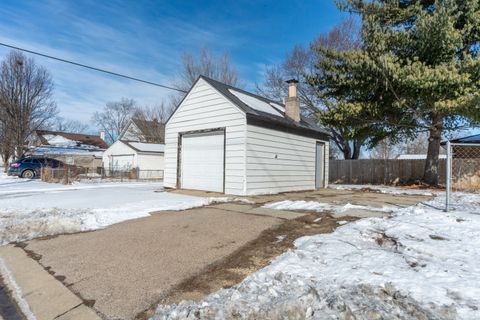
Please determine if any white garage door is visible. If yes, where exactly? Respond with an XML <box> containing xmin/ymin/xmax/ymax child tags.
<box><xmin>181</xmin><ymin>131</ymin><xmax>224</xmax><ymax>192</ymax></box>
<box><xmin>111</xmin><ymin>154</ymin><xmax>134</xmax><ymax>170</ymax></box>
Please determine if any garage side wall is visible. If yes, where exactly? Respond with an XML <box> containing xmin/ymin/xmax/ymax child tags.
<box><xmin>164</xmin><ymin>78</ymin><xmax>246</xmax><ymax>195</ymax></box>
<box><xmin>245</xmin><ymin>124</ymin><xmax>329</xmax><ymax>195</ymax></box>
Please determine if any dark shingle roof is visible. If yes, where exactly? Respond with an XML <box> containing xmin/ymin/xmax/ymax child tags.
<box><xmin>34</xmin><ymin>130</ymin><xmax>108</xmax><ymax>149</ymax></box>
<box><xmin>449</xmin><ymin>134</ymin><xmax>480</xmax><ymax>144</ymax></box>
<box><xmin>199</xmin><ymin>76</ymin><xmax>329</xmax><ymax>139</ymax></box>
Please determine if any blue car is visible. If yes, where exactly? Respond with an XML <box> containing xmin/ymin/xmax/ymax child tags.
<box><xmin>7</xmin><ymin>157</ymin><xmax>64</xmax><ymax>179</ymax></box>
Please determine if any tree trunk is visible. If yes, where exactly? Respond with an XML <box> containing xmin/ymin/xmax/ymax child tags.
<box><xmin>352</xmin><ymin>141</ymin><xmax>361</xmax><ymax>159</ymax></box>
<box><xmin>423</xmin><ymin>125</ymin><xmax>442</xmax><ymax>185</ymax></box>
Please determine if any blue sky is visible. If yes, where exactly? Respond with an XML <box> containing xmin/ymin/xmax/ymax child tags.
<box><xmin>0</xmin><ymin>0</ymin><xmax>343</xmax><ymax>128</ymax></box>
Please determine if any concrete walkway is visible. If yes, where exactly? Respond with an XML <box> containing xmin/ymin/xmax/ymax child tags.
<box><xmin>0</xmin><ymin>245</ymin><xmax>100</xmax><ymax>320</ymax></box>
<box><xmin>24</xmin><ymin>206</ymin><xmax>282</xmax><ymax>320</ymax></box>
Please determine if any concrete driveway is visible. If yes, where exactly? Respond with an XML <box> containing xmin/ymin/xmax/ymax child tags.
<box><xmin>24</xmin><ymin>206</ymin><xmax>282</xmax><ymax>320</ymax></box>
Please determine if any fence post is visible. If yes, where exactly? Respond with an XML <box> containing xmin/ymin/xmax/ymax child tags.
<box><xmin>445</xmin><ymin>141</ymin><xmax>451</xmax><ymax>212</ymax></box>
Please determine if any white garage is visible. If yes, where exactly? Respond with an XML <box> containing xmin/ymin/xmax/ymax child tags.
<box><xmin>103</xmin><ymin>140</ymin><xmax>165</xmax><ymax>179</ymax></box>
<box><xmin>164</xmin><ymin>76</ymin><xmax>330</xmax><ymax>195</ymax></box>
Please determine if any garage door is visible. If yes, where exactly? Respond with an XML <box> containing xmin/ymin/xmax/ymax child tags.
<box><xmin>111</xmin><ymin>154</ymin><xmax>134</xmax><ymax>170</ymax></box>
<box><xmin>181</xmin><ymin>131</ymin><xmax>224</xmax><ymax>192</ymax></box>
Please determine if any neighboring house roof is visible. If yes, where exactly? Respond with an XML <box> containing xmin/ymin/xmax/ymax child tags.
<box><xmin>396</xmin><ymin>154</ymin><xmax>447</xmax><ymax>160</ymax></box>
<box><xmin>447</xmin><ymin>134</ymin><xmax>480</xmax><ymax>144</ymax></box>
<box><xmin>34</xmin><ymin>130</ymin><xmax>108</xmax><ymax>149</ymax></box>
<box><xmin>170</xmin><ymin>76</ymin><xmax>330</xmax><ymax>140</ymax></box>
<box><xmin>121</xmin><ymin>140</ymin><xmax>165</xmax><ymax>153</ymax></box>
<box><xmin>29</xmin><ymin>146</ymin><xmax>104</xmax><ymax>157</ymax></box>
<box><xmin>119</xmin><ymin>118</ymin><xmax>165</xmax><ymax>143</ymax></box>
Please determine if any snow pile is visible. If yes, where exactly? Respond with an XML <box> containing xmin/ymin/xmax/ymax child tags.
<box><xmin>0</xmin><ymin>174</ymin><xmax>253</xmax><ymax>245</ymax></box>
<box><xmin>153</xmin><ymin>192</ymin><xmax>480</xmax><ymax>320</ymax></box>
<box><xmin>263</xmin><ymin>200</ymin><xmax>395</xmax><ymax>214</ymax></box>
<box><xmin>43</xmin><ymin>134</ymin><xmax>79</xmax><ymax>147</ymax></box>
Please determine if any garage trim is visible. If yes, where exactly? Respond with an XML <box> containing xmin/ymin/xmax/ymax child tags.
<box><xmin>176</xmin><ymin>127</ymin><xmax>226</xmax><ymax>192</ymax></box>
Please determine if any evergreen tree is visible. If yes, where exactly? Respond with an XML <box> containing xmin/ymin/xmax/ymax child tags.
<box><xmin>308</xmin><ymin>0</ymin><xmax>480</xmax><ymax>184</ymax></box>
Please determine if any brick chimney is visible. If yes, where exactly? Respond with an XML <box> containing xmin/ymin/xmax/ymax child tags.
<box><xmin>285</xmin><ymin>79</ymin><xmax>300</xmax><ymax>122</ymax></box>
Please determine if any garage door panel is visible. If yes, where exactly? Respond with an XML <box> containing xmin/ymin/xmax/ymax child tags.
<box><xmin>181</xmin><ymin>132</ymin><xmax>224</xmax><ymax>192</ymax></box>
<box><xmin>111</xmin><ymin>155</ymin><xmax>134</xmax><ymax>170</ymax></box>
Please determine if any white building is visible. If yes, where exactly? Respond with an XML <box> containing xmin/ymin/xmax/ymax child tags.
<box><xmin>164</xmin><ymin>76</ymin><xmax>330</xmax><ymax>195</ymax></box>
<box><xmin>102</xmin><ymin>140</ymin><xmax>164</xmax><ymax>179</ymax></box>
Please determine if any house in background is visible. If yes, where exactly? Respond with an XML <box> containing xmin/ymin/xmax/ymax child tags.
<box><xmin>102</xmin><ymin>140</ymin><xmax>164</xmax><ymax>179</ymax></box>
<box><xmin>164</xmin><ymin>76</ymin><xmax>330</xmax><ymax>195</ymax></box>
<box><xmin>27</xmin><ymin>130</ymin><xmax>107</xmax><ymax>169</ymax></box>
<box><xmin>396</xmin><ymin>154</ymin><xmax>447</xmax><ymax>160</ymax></box>
<box><xmin>120</xmin><ymin>118</ymin><xmax>165</xmax><ymax>143</ymax></box>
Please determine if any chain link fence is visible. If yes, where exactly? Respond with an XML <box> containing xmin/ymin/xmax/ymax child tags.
<box><xmin>445</xmin><ymin>142</ymin><xmax>480</xmax><ymax>211</ymax></box>
<box><xmin>41</xmin><ymin>167</ymin><xmax>163</xmax><ymax>184</ymax></box>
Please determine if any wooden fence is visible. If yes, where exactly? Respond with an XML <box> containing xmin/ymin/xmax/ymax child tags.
<box><xmin>329</xmin><ymin>159</ymin><xmax>446</xmax><ymax>185</ymax></box>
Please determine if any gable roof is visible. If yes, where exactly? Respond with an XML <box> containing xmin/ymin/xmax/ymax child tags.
<box><xmin>120</xmin><ymin>140</ymin><xmax>165</xmax><ymax>153</ymax></box>
<box><xmin>169</xmin><ymin>76</ymin><xmax>330</xmax><ymax>140</ymax></box>
<box><xmin>119</xmin><ymin>118</ymin><xmax>165</xmax><ymax>143</ymax></box>
<box><xmin>34</xmin><ymin>130</ymin><xmax>108</xmax><ymax>149</ymax></box>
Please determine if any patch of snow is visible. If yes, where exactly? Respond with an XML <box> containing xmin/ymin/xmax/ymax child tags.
<box><xmin>263</xmin><ymin>200</ymin><xmax>395</xmax><ymax>214</ymax></box>
<box><xmin>228</xmin><ymin>89</ymin><xmax>283</xmax><ymax>116</ymax></box>
<box><xmin>43</xmin><ymin>134</ymin><xmax>78</xmax><ymax>147</ymax></box>
<box><xmin>337</xmin><ymin>220</ymin><xmax>348</xmax><ymax>225</ymax></box>
<box><xmin>0</xmin><ymin>258</ymin><xmax>36</xmax><ymax>320</ymax></box>
<box><xmin>275</xmin><ymin>235</ymin><xmax>286</xmax><ymax>243</ymax></box>
<box><xmin>313</xmin><ymin>217</ymin><xmax>322</xmax><ymax>223</ymax></box>
<box><xmin>153</xmin><ymin>191</ymin><xmax>480</xmax><ymax>319</ymax></box>
<box><xmin>0</xmin><ymin>172</ymin><xmax>251</xmax><ymax>245</ymax></box>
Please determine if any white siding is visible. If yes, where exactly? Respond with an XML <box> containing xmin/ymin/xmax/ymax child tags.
<box><xmin>137</xmin><ymin>153</ymin><xmax>164</xmax><ymax>179</ymax></box>
<box><xmin>103</xmin><ymin>140</ymin><xmax>137</xmax><ymax>170</ymax></box>
<box><xmin>164</xmin><ymin>78</ymin><xmax>246</xmax><ymax>195</ymax></box>
<box><xmin>245</xmin><ymin>124</ymin><xmax>329</xmax><ymax>195</ymax></box>
<box><xmin>136</xmin><ymin>153</ymin><xmax>164</xmax><ymax>170</ymax></box>
<box><xmin>103</xmin><ymin>141</ymin><xmax>164</xmax><ymax>173</ymax></box>
<box><xmin>121</xmin><ymin>122</ymin><xmax>144</xmax><ymax>142</ymax></box>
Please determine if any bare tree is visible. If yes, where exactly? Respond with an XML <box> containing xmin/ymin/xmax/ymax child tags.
<box><xmin>129</xmin><ymin>103</ymin><xmax>172</xmax><ymax>143</ymax></box>
<box><xmin>170</xmin><ymin>47</ymin><xmax>240</xmax><ymax>107</ymax></box>
<box><xmin>91</xmin><ymin>98</ymin><xmax>136</xmax><ymax>145</ymax></box>
<box><xmin>256</xmin><ymin>18</ymin><xmax>364</xmax><ymax>159</ymax></box>
<box><xmin>52</xmin><ymin>116</ymin><xmax>90</xmax><ymax>134</ymax></box>
<box><xmin>369</xmin><ymin>137</ymin><xmax>402</xmax><ymax>159</ymax></box>
<box><xmin>0</xmin><ymin>50</ymin><xmax>57</xmax><ymax>159</ymax></box>
<box><xmin>133</xmin><ymin>103</ymin><xmax>173</xmax><ymax>125</ymax></box>
<box><xmin>0</xmin><ymin>115</ymin><xmax>14</xmax><ymax>171</ymax></box>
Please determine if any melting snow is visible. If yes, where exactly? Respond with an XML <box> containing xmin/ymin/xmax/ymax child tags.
<box><xmin>228</xmin><ymin>89</ymin><xmax>283</xmax><ymax>116</ymax></box>
<box><xmin>0</xmin><ymin>172</ymin><xmax>248</xmax><ymax>245</ymax></box>
<box><xmin>154</xmin><ymin>191</ymin><xmax>480</xmax><ymax>319</ymax></box>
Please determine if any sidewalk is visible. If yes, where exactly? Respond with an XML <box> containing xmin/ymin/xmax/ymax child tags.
<box><xmin>0</xmin><ymin>245</ymin><xmax>100</xmax><ymax>320</ymax></box>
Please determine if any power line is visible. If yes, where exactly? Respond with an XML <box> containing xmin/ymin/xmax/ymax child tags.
<box><xmin>0</xmin><ymin>42</ymin><xmax>187</xmax><ymax>93</ymax></box>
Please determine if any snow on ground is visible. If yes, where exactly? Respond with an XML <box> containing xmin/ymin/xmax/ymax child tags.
<box><xmin>154</xmin><ymin>191</ymin><xmax>480</xmax><ymax>320</ymax></box>
<box><xmin>0</xmin><ymin>172</ymin><xmax>245</xmax><ymax>245</ymax></box>
<box><xmin>263</xmin><ymin>200</ymin><xmax>396</xmax><ymax>214</ymax></box>
<box><xmin>331</xmin><ymin>184</ymin><xmax>437</xmax><ymax>196</ymax></box>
